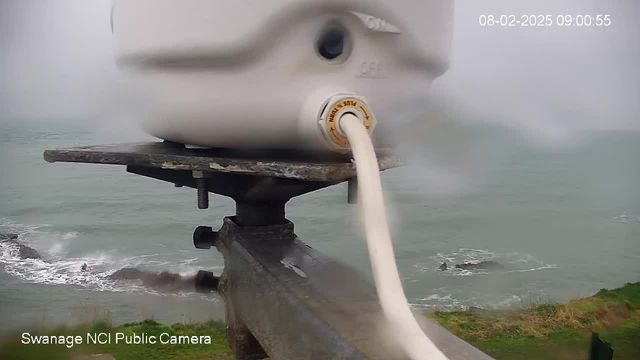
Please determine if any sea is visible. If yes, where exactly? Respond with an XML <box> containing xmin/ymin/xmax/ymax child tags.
<box><xmin>1</xmin><ymin>119</ymin><xmax>639</xmax><ymax>332</ymax></box>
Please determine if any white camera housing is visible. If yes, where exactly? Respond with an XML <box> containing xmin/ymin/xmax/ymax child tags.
<box><xmin>112</xmin><ymin>0</ymin><xmax>453</xmax><ymax>151</ymax></box>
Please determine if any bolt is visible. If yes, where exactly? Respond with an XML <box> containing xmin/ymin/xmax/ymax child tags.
<box><xmin>193</xmin><ymin>225</ymin><xmax>218</xmax><ymax>249</ymax></box>
<box><xmin>192</xmin><ymin>171</ymin><xmax>210</xmax><ymax>209</ymax></box>
<box><xmin>195</xmin><ymin>270</ymin><xmax>219</xmax><ymax>293</ymax></box>
<box><xmin>196</xmin><ymin>179</ymin><xmax>208</xmax><ymax>209</ymax></box>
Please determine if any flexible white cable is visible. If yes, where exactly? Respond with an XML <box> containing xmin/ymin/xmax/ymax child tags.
<box><xmin>339</xmin><ymin>113</ymin><xmax>449</xmax><ymax>360</ymax></box>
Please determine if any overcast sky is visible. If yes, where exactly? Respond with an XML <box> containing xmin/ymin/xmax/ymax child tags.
<box><xmin>0</xmin><ymin>0</ymin><xmax>638</xmax><ymax>131</ymax></box>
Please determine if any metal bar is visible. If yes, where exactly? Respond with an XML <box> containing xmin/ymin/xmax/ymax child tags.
<box><xmin>213</xmin><ymin>217</ymin><xmax>493</xmax><ymax>360</ymax></box>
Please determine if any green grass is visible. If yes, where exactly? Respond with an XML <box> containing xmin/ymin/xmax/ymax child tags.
<box><xmin>428</xmin><ymin>282</ymin><xmax>640</xmax><ymax>359</ymax></box>
<box><xmin>2</xmin><ymin>283</ymin><xmax>638</xmax><ymax>359</ymax></box>
<box><xmin>0</xmin><ymin>319</ymin><xmax>232</xmax><ymax>360</ymax></box>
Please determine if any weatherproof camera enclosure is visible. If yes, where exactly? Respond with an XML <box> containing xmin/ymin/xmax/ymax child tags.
<box><xmin>112</xmin><ymin>0</ymin><xmax>453</xmax><ymax>151</ymax></box>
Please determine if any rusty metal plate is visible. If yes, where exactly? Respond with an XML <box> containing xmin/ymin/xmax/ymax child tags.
<box><xmin>44</xmin><ymin>142</ymin><xmax>404</xmax><ymax>182</ymax></box>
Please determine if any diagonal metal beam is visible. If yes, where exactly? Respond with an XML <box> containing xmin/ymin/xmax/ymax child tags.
<box><xmin>43</xmin><ymin>142</ymin><xmax>493</xmax><ymax>360</ymax></box>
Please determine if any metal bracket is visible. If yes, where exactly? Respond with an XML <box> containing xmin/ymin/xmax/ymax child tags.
<box><xmin>43</xmin><ymin>142</ymin><xmax>493</xmax><ymax>360</ymax></box>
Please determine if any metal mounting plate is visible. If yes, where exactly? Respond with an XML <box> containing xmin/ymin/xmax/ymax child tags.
<box><xmin>44</xmin><ymin>142</ymin><xmax>404</xmax><ymax>182</ymax></box>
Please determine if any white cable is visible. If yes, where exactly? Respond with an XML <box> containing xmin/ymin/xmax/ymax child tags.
<box><xmin>339</xmin><ymin>113</ymin><xmax>449</xmax><ymax>360</ymax></box>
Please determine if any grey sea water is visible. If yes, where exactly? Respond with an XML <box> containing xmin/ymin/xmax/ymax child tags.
<box><xmin>1</xmin><ymin>120</ymin><xmax>639</xmax><ymax>332</ymax></box>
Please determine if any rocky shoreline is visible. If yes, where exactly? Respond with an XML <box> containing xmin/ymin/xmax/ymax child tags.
<box><xmin>1</xmin><ymin>232</ymin><xmax>218</xmax><ymax>294</ymax></box>
<box><xmin>439</xmin><ymin>260</ymin><xmax>505</xmax><ymax>271</ymax></box>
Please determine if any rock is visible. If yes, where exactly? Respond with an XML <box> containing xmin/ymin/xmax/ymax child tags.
<box><xmin>0</xmin><ymin>233</ymin><xmax>41</xmax><ymax>259</ymax></box>
<box><xmin>195</xmin><ymin>270</ymin><xmax>220</xmax><ymax>293</ymax></box>
<box><xmin>439</xmin><ymin>262</ymin><xmax>448</xmax><ymax>271</ymax></box>
<box><xmin>108</xmin><ymin>267</ymin><xmax>144</xmax><ymax>280</ymax></box>
<box><xmin>17</xmin><ymin>244</ymin><xmax>41</xmax><ymax>259</ymax></box>
<box><xmin>108</xmin><ymin>267</ymin><xmax>215</xmax><ymax>293</ymax></box>
<box><xmin>0</xmin><ymin>232</ymin><xmax>19</xmax><ymax>241</ymax></box>
<box><xmin>140</xmin><ymin>270</ymin><xmax>198</xmax><ymax>292</ymax></box>
<box><xmin>455</xmin><ymin>261</ymin><xmax>504</xmax><ymax>271</ymax></box>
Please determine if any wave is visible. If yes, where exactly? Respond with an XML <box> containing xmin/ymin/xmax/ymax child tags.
<box><xmin>0</xmin><ymin>242</ymin><xmax>122</xmax><ymax>291</ymax></box>
<box><xmin>0</xmin><ymin>218</ymin><xmax>78</xmax><ymax>257</ymax></box>
<box><xmin>612</xmin><ymin>213</ymin><xmax>640</xmax><ymax>224</ymax></box>
<box><xmin>409</xmin><ymin>293</ymin><xmax>466</xmax><ymax>310</ymax></box>
<box><xmin>410</xmin><ymin>292</ymin><xmax>524</xmax><ymax>311</ymax></box>
<box><xmin>506</xmin><ymin>264</ymin><xmax>558</xmax><ymax>273</ymax></box>
<box><xmin>412</xmin><ymin>247</ymin><xmax>558</xmax><ymax>276</ymax></box>
<box><xmin>409</xmin><ymin>247</ymin><xmax>556</xmax><ymax>309</ymax></box>
<box><xmin>0</xmin><ymin>220</ymin><xmax>218</xmax><ymax>299</ymax></box>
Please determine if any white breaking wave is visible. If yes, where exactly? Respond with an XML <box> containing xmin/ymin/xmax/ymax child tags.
<box><xmin>0</xmin><ymin>220</ymin><xmax>216</xmax><ymax>300</ymax></box>
<box><xmin>411</xmin><ymin>291</ymin><xmax>525</xmax><ymax>311</ymax></box>
<box><xmin>0</xmin><ymin>242</ymin><xmax>123</xmax><ymax>292</ymax></box>
<box><xmin>612</xmin><ymin>213</ymin><xmax>640</xmax><ymax>224</ymax></box>
<box><xmin>62</xmin><ymin>232</ymin><xmax>79</xmax><ymax>240</ymax></box>
<box><xmin>506</xmin><ymin>264</ymin><xmax>558</xmax><ymax>273</ymax></box>
<box><xmin>408</xmin><ymin>248</ymin><xmax>556</xmax><ymax>310</ymax></box>
<box><xmin>418</xmin><ymin>294</ymin><xmax>453</xmax><ymax>302</ymax></box>
<box><xmin>414</xmin><ymin>248</ymin><xmax>558</xmax><ymax>276</ymax></box>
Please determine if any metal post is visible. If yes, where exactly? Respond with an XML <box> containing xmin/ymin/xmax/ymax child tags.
<box><xmin>235</xmin><ymin>201</ymin><xmax>286</xmax><ymax>226</ymax></box>
<box><xmin>589</xmin><ymin>332</ymin><xmax>614</xmax><ymax>360</ymax></box>
<box><xmin>348</xmin><ymin>177</ymin><xmax>358</xmax><ymax>204</ymax></box>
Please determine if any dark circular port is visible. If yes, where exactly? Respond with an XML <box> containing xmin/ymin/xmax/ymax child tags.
<box><xmin>316</xmin><ymin>24</ymin><xmax>350</xmax><ymax>61</ymax></box>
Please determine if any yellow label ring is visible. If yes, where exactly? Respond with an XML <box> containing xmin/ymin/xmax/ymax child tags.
<box><xmin>322</xmin><ymin>97</ymin><xmax>375</xmax><ymax>149</ymax></box>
